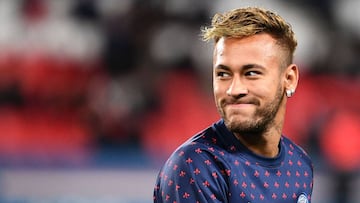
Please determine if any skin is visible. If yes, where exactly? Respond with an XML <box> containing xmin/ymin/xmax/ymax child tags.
<box><xmin>213</xmin><ymin>33</ymin><xmax>299</xmax><ymax>158</ymax></box>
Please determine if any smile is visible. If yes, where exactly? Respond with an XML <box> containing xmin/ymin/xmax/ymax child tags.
<box><xmin>227</xmin><ymin>103</ymin><xmax>254</xmax><ymax>108</ymax></box>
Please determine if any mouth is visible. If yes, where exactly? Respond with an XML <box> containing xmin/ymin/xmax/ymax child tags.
<box><xmin>222</xmin><ymin>99</ymin><xmax>259</xmax><ymax>108</ymax></box>
<box><xmin>227</xmin><ymin>103</ymin><xmax>254</xmax><ymax>107</ymax></box>
<box><xmin>225</xmin><ymin>103</ymin><xmax>255</xmax><ymax>112</ymax></box>
<box><xmin>220</xmin><ymin>97</ymin><xmax>260</xmax><ymax>115</ymax></box>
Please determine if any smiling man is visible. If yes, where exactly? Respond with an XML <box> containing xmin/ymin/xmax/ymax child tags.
<box><xmin>153</xmin><ymin>7</ymin><xmax>313</xmax><ymax>203</ymax></box>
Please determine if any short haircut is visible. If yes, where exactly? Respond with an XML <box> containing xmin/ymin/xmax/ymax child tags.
<box><xmin>201</xmin><ymin>7</ymin><xmax>297</xmax><ymax>65</ymax></box>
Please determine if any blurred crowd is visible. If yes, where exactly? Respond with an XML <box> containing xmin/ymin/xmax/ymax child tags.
<box><xmin>0</xmin><ymin>0</ymin><xmax>359</xmax><ymax>201</ymax></box>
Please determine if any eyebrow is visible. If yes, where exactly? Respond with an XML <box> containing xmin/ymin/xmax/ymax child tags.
<box><xmin>214</xmin><ymin>64</ymin><xmax>265</xmax><ymax>71</ymax></box>
<box><xmin>214</xmin><ymin>64</ymin><xmax>231</xmax><ymax>71</ymax></box>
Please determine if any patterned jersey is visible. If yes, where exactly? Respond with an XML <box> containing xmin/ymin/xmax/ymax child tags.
<box><xmin>153</xmin><ymin>119</ymin><xmax>313</xmax><ymax>203</ymax></box>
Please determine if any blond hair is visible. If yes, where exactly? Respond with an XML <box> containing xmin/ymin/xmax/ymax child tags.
<box><xmin>201</xmin><ymin>7</ymin><xmax>297</xmax><ymax>64</ymax></box>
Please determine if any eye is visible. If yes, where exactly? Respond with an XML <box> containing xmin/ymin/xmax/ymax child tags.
<box><xmin>216</xmin><ymin>71</ymin><xmax>231</xmax><ymax>79</ymax></box>
<box><xmin>245</xmin><ymin>71</ymin><xmax>261</xmax><ymax>77</ymax></box>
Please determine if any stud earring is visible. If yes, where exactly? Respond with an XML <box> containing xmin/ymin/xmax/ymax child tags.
<box><xmin>286</xmin><ymin>89</ymin><xmax>295</xmax><ymax>98</ymax></box>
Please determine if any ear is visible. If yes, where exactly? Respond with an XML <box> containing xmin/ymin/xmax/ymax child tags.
<box><xmin>284</xmin><ymin>64</ymin><xmax>299</xmax><ymax>93</ymax></box>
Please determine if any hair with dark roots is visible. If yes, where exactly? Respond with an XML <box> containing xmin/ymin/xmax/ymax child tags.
<box><xmin>201</xmin><ymin>7</ymin><xmax>297</xmax><ymax>65</ymax></box>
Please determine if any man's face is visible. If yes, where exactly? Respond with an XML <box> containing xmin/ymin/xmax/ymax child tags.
<box><xmin>213</xmin><ymin>34</ymin><xmax>288</xmax><ymax>134</ymax></box>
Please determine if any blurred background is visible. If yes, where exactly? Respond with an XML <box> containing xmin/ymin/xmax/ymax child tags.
<box><xmin>0</xmin><ymin>0</ymin><xmax>359</xmax><ymax>202</ymax></box>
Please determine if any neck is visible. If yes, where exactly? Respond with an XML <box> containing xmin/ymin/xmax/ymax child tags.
<box><xmin>234</xmin><ymin>122</ymin><xmax>283</xmax><ymax>158</ymax></box>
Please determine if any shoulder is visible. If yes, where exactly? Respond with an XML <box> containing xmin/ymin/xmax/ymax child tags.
<box><xmin>159</xmin><ymin>125</ymin><xmax>231</xmax><ymax>177</ymax></box>
<box><xmin>281</xmin><ymin>136</ymin><xmax>313</xmax><ymax>168</ymax></box>
<box><xmin>154</xmin><ymin>128</ymin><xmax>230</xmax><ymax>202</ymax></box>
<box><xmin>167</xmin><ymin>132</ymin><xmax>222</xmax><ymax>169</ymax></box>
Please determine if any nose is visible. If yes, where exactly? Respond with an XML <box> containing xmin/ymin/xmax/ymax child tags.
<box><xmin>226</xmin><ymin>76</ymin><xmax>248</xmax><ymax>97</ymax></box>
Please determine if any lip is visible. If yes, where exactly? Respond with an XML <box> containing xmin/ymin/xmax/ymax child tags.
<box><xmin>221</xmin><ymin>98</ymin><xmax>259</xmax><ymax>110</ymax></box>
<box><xmin>224</xmin><ymin>99</ymin><xmax>256</xmax><ymax>106</ymax></box>
<box><xmin>226</xmin><ymin>103</ymin><xmax>254</xmax><ymax>108</ymax></box>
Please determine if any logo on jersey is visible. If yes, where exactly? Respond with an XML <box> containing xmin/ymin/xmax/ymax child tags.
<box><xmin>297</xmin><ymin>193</ymin><xmax>309</xmax><ymax>203</ymax></box>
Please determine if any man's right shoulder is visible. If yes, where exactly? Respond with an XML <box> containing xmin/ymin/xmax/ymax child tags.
<box><xmin>162</xmin><ymin>127</ymin><xmax>219</xmax><ymax>167</ymax></box>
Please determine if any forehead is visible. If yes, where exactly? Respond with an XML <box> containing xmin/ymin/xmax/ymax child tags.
<box><xmin>213</xmin><ymin>34</ymin><xmax>284</xmax><ymax>68</ymax></box>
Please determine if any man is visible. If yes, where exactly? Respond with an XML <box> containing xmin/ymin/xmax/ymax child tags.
<box><xmin>153</xmin><ymin>7</ymin><xmax>313</xmax><ymax>203</ymax></box>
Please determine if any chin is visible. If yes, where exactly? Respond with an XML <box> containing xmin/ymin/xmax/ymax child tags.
<box><xmin>225</xmin><ymin>117</ymin><xmax>249</xmax><ymax>129</ymax></box>
<box><xmin>224</xmin><ymin>115</ymin><xmax>266</xmax><ymax>134</ymax></box>
<box><xmin>226</xmin><ymin>114</ymin><xmax>251</xmax><ymax>124</ymax></box>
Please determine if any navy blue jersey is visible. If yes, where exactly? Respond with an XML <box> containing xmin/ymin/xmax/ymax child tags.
<box><xmin>153</xmin><ymin>119</ymin><xmax>313</xmax><ymax>203</ymax></box>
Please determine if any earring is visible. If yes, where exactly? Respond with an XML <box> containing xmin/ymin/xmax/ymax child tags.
<box><xmin>286</xmin><ymin>89</ymin><xmax>295</xmax><ymax>98</ymax></box>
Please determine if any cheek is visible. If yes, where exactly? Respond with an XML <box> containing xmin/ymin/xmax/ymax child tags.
<box><xmin>255</xmin><ymin>87</ymin><xmax>275</xmax><ymax>100</ymax></box>
<box><xmin>213</xmin><ymin>82</ymin><xmax>224</xmax><ymax>105</ymax></box>
<box><xmin>213</xmin><ymin>79</ymin><xmax>219</xmax><ymax>92</ymax></box>
<box><xmin>213</xmin><ymin>83</ymin><xmax>219</xmax><ymax>93</ymax></box>
<box><xmin>254</xmin><ymin>78</ymin><xmax>280</xmax><ymax>96</ymax></box>
<box><xmin>213</xmin><ymin>81</ymin><xmax>224</xmax><ymax>97</ymax></box>
<box><xmin>258</xmin><ymin>83</ymin><xmax>283</xmax><ymax>102</ymax></box>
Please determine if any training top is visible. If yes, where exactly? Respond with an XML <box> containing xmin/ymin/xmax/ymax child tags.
<box><xmin>153</xmin><ymin>119</ymin><xmax>313</xmax><ymax>203</ymax></box>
